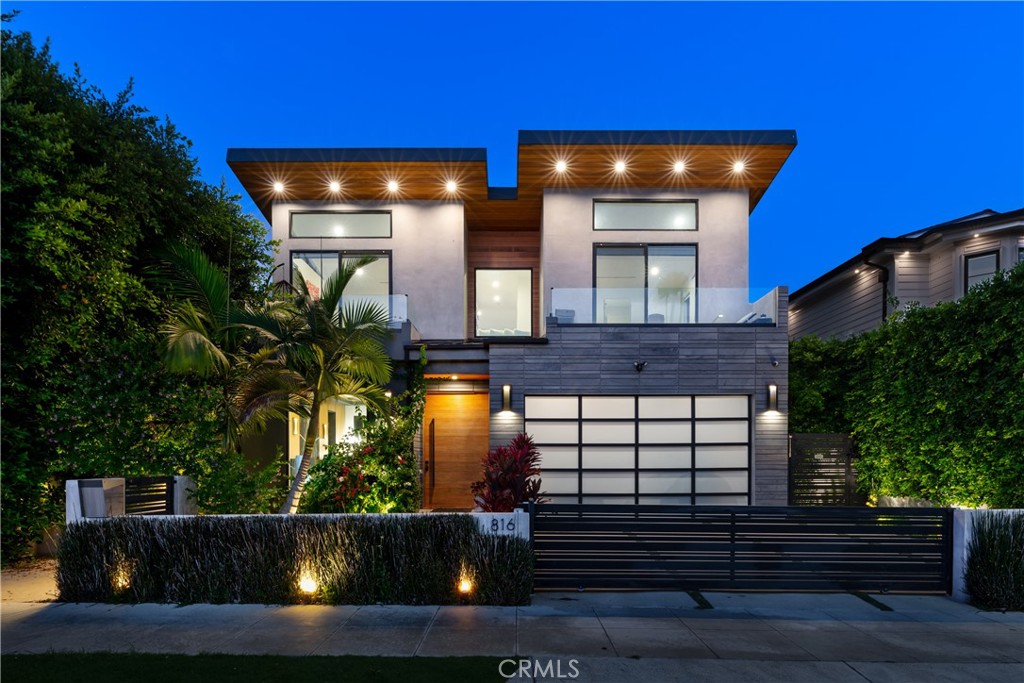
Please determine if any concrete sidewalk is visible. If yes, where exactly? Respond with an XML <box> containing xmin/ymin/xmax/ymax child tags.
<box><xmin>2</xmin><ymin>563</ymin><xmax>1021</xmax><ymax>682</ymax></box>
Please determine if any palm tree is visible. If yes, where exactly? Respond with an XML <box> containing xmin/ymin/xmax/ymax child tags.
<box><xmin>158</xmin><ymin>245</ymin><xmax>393</xmax><ymax>513</ymax></box>
<box><xmin>270</xmin><ymin>256</ymin><xmax>393</xmax><ymax>513</ymax></box>
<box><xmin>157</xmin><ymin>244</ymin><xmax>296</xmax><ymax>452</ymax></box>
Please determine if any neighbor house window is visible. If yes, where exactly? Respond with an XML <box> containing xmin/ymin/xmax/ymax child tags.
<box><xmin>291</xmin><ymin>251</ymin><xmax>391</xmax><ymax>310</ymax></box>
<box><xmin>476</xmin><ymin>269</ymin><xmax>532</xmax><ymax>336</ymax></box>
<box><xmin>290</xmin><ymin>211</ymin><xmax>391</xmax><ymax>238</ymax></box>
<box><xmin>593</xmin><ymin>200</ymin><xmax>697</xmax><ymax>231</ymax></box>
<box><xmin>595</xmin><ymin>245</ymin><xmax>696</xmax><ymax>323</ymax></box>
<box><xmin>964</xmin><ymin>251</ymin><xmax>999</xmax><ymax>291</ymax></box>
<box><xmin>1018</xmin><ymin>246</ymin><xmax>1023</xmax><ymax>265</ymax></box>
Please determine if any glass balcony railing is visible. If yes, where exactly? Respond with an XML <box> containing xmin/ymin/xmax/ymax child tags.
<box><xmin>339</xmin><ymin>294</ymin><xmax>408</xmax><ymax>329</ymax></box>
<box><xmin>548</xmin><ymin>287</ymin><xmax>778</xmax><ymax>326</ymax></box>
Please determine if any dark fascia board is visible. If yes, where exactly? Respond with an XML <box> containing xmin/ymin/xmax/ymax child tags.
<box><xmin>226</xmin><ymin>147</ymin><xmax>488</xmax><ymax>163</ymax></box>
<box><xmin>518</xmin><ymin>130</ymin><xmax>798</xmax><ymax>146</ymax></box>
<box><xmin>790</xmin><ymin>207</ymin><xmax>1024</xmax><ymax>305</ymax></box>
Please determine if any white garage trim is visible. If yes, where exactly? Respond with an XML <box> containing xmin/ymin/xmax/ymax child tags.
<box><xmin>525</xmin><ymin>394</ymin><xmax>751</xmax><ymax>505</ymax></box>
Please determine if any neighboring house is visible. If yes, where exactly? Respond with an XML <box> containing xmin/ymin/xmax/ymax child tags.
<box><xmin>228</xmin><ymin>130</ymin><xmax>796</xmax><ymax>508</ymax></box>
<box><xmin>789</xmin><ymin>208</ymin><xmax>1024</xmax><ymax>341</ymax></box>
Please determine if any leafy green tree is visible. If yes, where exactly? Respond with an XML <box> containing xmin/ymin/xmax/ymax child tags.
<box><xmin>1</xmin><ymin>19</ymin><xmax>275</xmax><ymax>562</ymax></box>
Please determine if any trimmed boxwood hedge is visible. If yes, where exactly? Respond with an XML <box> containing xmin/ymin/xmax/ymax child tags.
<box><xmin>56</xmin><ymin>514</ymin><xmax>532</xmax><ymax>605</ymax></box>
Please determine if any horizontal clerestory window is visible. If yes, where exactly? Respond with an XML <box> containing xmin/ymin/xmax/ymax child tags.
<box><xmin>593</xmin><ymin>200</ymin><xmax>697</xmax><ymax>231</ymax></box>
<box><xmin>290</xmin><ymin>211</ymin><xmax>392</xmax><ymax>238</ymax></box>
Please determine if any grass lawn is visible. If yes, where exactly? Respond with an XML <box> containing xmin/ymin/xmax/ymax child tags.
<box><xmin>2</xmin><ymin>653</ymin><xmax>508</xmax><ymax>682</ymax></box>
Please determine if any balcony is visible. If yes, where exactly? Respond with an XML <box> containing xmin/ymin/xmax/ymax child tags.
<box><xmin>548</xmin><ymin>287</ymin><xmax>778</xmax><ymax>326</ymax></box>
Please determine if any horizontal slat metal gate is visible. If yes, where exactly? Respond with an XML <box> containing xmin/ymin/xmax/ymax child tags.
<box><xmin>125</xmin><ymin>476</ymin><xmax>175</xmax><ymax>516</ymax></box>
<box><xmin>530</xmin><ymin>504</ymin><xmax>952</xmax><ymax>593</ymax></box>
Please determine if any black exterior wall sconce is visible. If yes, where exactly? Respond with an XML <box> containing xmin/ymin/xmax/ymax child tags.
<box><xmin>767</xmin><ymin>383</ymin><xmax>779</xmax><ymax>411</ymax></box>
<box><xmin>502</xmin><ymin>384</ymin><xmax>512</xmax><ymax>412</ymax></box>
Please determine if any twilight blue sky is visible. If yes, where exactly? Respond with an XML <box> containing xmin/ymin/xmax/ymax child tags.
<box><xmin>8</xmin><ymin>1</ymin><xmax>1023</xmax><ymax>291</ymax></box>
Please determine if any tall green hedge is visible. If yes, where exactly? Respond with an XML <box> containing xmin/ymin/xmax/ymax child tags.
<box><xmin>56</xmin><ymin>515</ymin><xmax>532</xmax><ymax>606</ymax></box>
<box><xmin>790</xmin><ymin>265</ymin><xmax>1024</xmax><ymax>508</ymax></box>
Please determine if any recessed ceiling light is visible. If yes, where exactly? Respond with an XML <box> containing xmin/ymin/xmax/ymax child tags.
<box><xmin>387</xmin><ymin>180</ymin><xmax>399</xmax><ymax>193</ymax></box>
<box><xmin>554</xmin><ymin>160</ymin><xmax>568</xmax><ymax>173</ymax></box>
<box><xmin>903</xmin><ymin>251</ymin><xmax>910</xmax><ymax>256</ymax></box>
<box><xmin>732</xmin><ymin>161</ymin><xmax>746</xmax><ymax>173</ymax></box>
<box><xmin>673</xmin><ymin>160</ymin><xmax>686</xmax><ymax>173</ymax></box>
<box><xmin>445</xmin><ymin>180</ymin><xmax>458</xmax><ymax>193</ymax></box>
<box><xmin>493</xmin><ymin>295</ymin><xmax>501</xmax><ymax>302</ymax></box>
<box><xmin>451</xmin><ymin>375</ymin><xmax>459</xmax><ymax>381</ymax></box>
<box><xmin>328</xmin><ymin>181</ymin><xmax>341</xmax><ymax>193</ymax></box>
<box><xmin>650</xmin><ymin>266</ymin><xmax>660</xmax><ymax>276</ymax></box>
<box><xmin>855</xmin><ymin>268</ymin><xmax>861</xmax><ymax>274</ymax></box>
<box><xmin>613</xmin><ymin>160</ymin><xmax>626</xmax><ymax>174</ymax></box>
<box><xmin>492</xmin><ymin>280</ymin><xmax>500</xmax><ymax>288</ymax></box>
<box><xmin>272</xmin><ymin>181</ymin><xmax>285</xmax><ymax>193</ymax></box>
<box><xmin>973</xmin><ymin>233</ymin><xmax>980</xmax><ymax>238</ymax></box>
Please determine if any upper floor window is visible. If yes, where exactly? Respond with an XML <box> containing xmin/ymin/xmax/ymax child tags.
<box><xmin>476</xmin><ymin>269</ymin><xmax>532</xmax><ymax>337</ymax></box>
<box><xmin>291</xmin><ymin>251</ymin><xmax>391</xmax><ymax>305</ymax></box>
<box><xmin>964</xmin><ymin>250</ymin><xmax>999</xmax><ymax>291</ymax></box>
<box><xmin>290</xmin><ymin>211</ymin><xmax>391</xmax><ymax>238</ymax></box>
<box><xmin>593</xmin><ymin>200</ymin><xmax>697</xmax><ymax>231</ymax></box>
<box><xmin>594</xmin><ymin>244</ymin><xmax>697</xmax><ymax>323</ymax></box>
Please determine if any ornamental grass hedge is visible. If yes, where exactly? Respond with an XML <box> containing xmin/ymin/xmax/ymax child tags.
<box><xmin>964</xmin><ymin>511</ymin><xmax>1024</xmax><ymax>611</ymax></box>
<box><xmin>56</xmin><ymin>514</ymin><xmax>532</xmax><ymax>605</ymax></box>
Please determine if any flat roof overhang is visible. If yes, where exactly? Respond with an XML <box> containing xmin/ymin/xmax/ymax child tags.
<box><xmin>228</xmin><ymin>130</ymin><xmax>797</xmax><ymax>228</ymax></box>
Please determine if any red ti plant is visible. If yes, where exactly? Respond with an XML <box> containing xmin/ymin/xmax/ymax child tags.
<box><xmin>471</xmin><ymin>433</ymin><xmax>545</xmax><ymax>512</ymax></box>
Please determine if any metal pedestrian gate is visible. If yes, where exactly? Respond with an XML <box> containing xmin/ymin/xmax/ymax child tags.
<box><xmin>529</xmin><ymin>504</ymin><xmax>952</xmax><ymax>593</ymax></box>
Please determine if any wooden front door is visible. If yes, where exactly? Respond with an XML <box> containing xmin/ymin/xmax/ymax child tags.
<box><xmin>423</xmin><ymin>392</ymin><xmax>489</xmax><ymax>510</ymax></box>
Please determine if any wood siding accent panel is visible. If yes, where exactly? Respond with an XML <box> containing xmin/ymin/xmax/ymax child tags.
<box><xmin>467</xmin><ymin>230</ymin><xmax>541</xmax><ymax>337</ymax></box>
<box><xmin>231</xmin><ymin>140</ymin><xmax>796</xmax><ymax>228</ymax></box>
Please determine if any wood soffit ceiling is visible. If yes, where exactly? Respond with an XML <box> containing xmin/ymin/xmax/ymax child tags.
<box><xmin>228</xmin><ymin>131</ymin><xmax>797</xmax><ymax>230</ymax></box>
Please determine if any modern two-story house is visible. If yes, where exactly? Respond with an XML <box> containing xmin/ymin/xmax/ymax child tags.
<box><xmin>789</xmin><ymin>208</ymin><xmax>1024</xmax><ymax>340</ymax></box>
<box><xmin>228</xmin><ymin>130</ymin><xmax>796</xmax><ymax>509</ymax></box>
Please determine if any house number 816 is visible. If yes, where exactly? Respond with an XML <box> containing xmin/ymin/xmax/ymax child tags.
<box><xmin>490</xmin><ymin>518</ymin><xmax>515</xmax><ymax>533</ymax></box>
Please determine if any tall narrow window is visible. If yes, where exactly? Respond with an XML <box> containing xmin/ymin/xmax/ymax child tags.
<box><xmin>595</xmin><ymin>245</ymin><xmax>696</xmax><ymax>323</ymax></box>
<box><xmin>292</xmin><ymin>252</ymin><xmax>339</xmax><ymax>300</ymax></box>
<box><xmin>340</xmin><ymin>252</ymin><xmax>391</xmax><ymax>313</ymax></box>
<box><xmin>965</xmin><ymin>251</ymin><xmax>998</xmax><ymax>291</ymax></box>
<box><xmin>476</xmin><ymin>269</ymin><xmax>532</xmax><ymax>336</ymax></box>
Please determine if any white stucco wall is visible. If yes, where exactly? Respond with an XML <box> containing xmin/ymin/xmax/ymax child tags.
<box><xmin>272</xmin><ymin>200</ymin><xmax>465</xmax><ymax>340</ymax></box>
<box><xmin>541</xmin><ymin>188</ymin><xmax>750</xmax><ymax>324</ymax></box>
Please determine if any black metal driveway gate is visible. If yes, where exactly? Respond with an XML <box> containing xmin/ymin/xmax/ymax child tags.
<box><xmin>528</xmin><ymin>504</ymin><xmax>952</xmax><ymax>593</ymax></box>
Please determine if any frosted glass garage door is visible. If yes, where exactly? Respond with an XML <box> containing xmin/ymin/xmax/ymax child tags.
<box><xmin>525</xmin><ymin>394</ymin><xmax>750</xmax><ymax>505</ymax></box>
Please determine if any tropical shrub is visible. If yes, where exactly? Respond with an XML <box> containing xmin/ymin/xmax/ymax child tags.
<box><xmin>471</xmin><ymin>433</ymin><xmax>545</xmax><ymax>512</ymax></box>
<box><xmin>299</xmin><ymin>350</ymin><xmax>426</xmax><ymax>514</ymax></box>
<box><xmin>964</xmin><ymin>511</ymin><xmax>1024</xmax><ymax>611</ymax></box>
<box><xmin>56</xmin><ymin>515</ymin><xmax>532</xmax><ymax>605</ymax></box>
